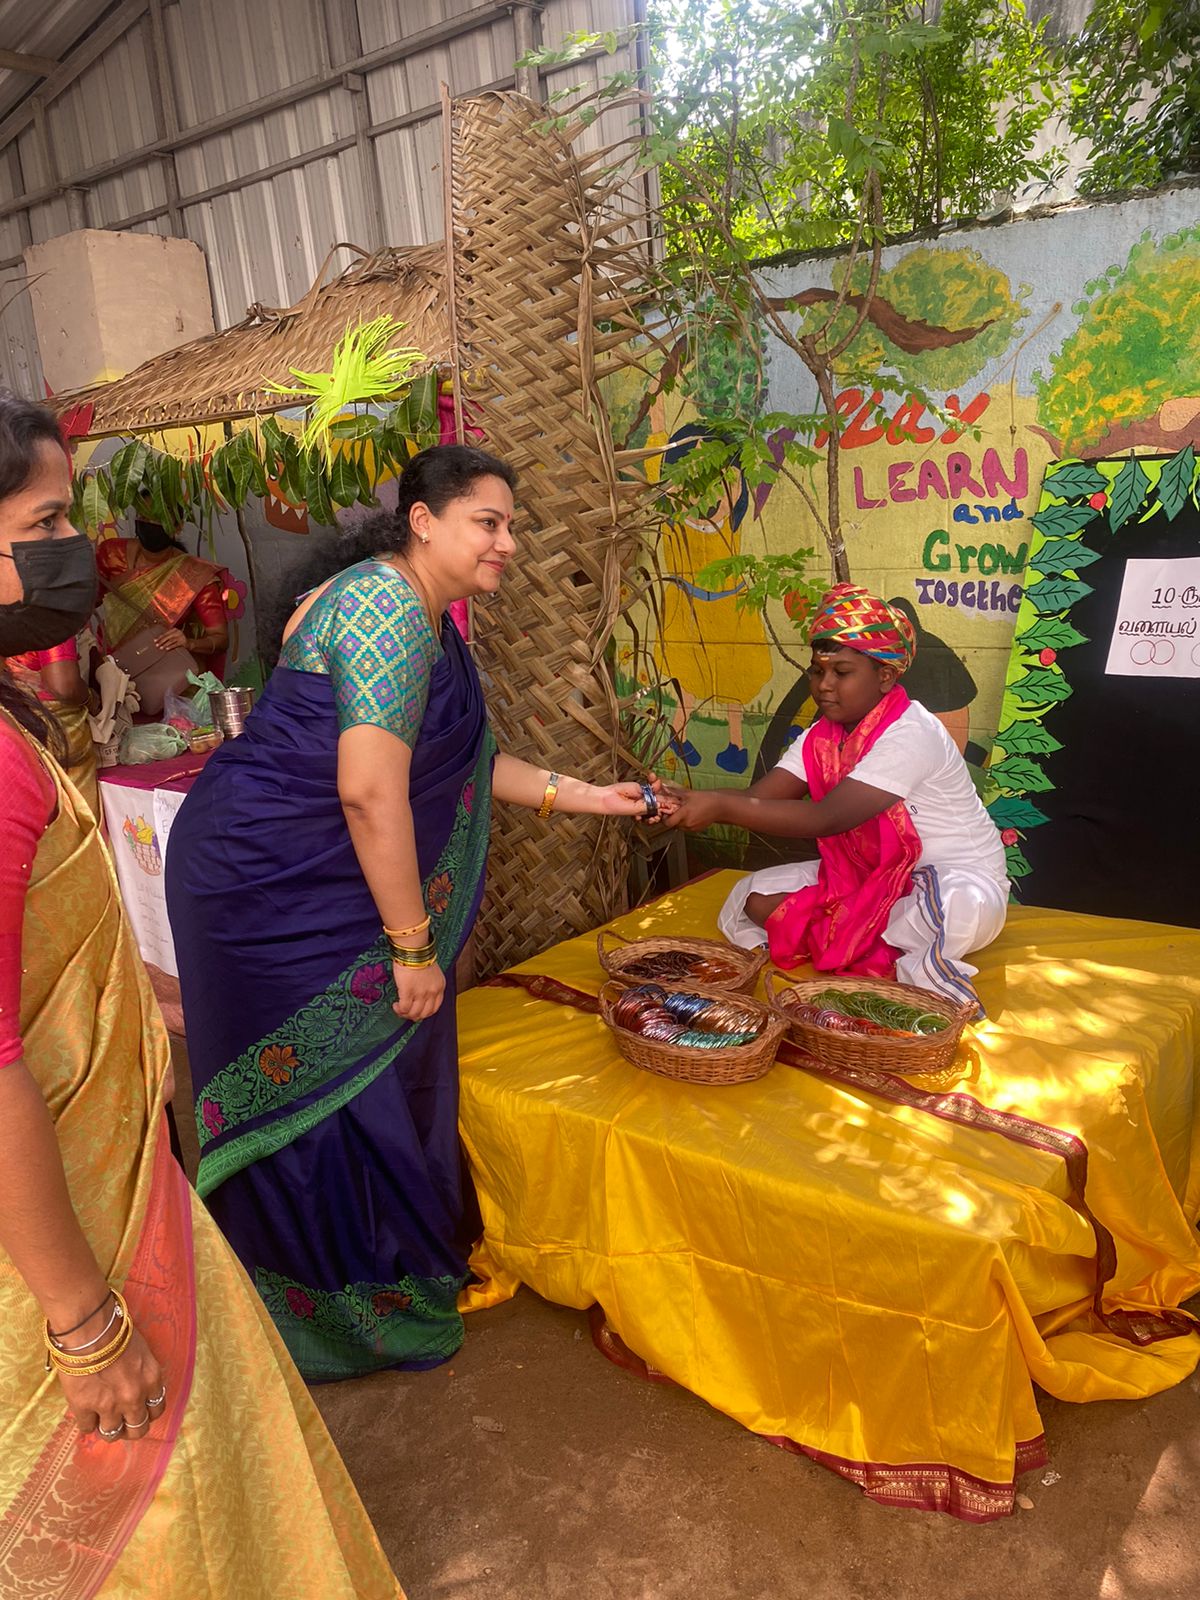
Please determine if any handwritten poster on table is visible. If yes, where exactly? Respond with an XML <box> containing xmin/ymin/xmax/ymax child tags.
<box><xmin>1104</xmin><ymin>556</ymin><xmax>1200</xmax><ymax>679</ymax></box>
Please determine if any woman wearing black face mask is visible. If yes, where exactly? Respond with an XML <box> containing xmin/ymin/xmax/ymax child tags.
<box><xmin>0</xmin><ymin>393</ymin><xmax>403</xmax><ymax>1596</ymax></box>
<box><xmin>96</xmin><ymin>514</ymin><xmax>228</xmax><ymax>716</ymax></box>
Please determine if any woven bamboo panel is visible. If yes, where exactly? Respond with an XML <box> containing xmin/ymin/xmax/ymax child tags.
<box><xmin>54</xmin><ymin>244</ymin><xmax>449</xmax><ymax>438</ymax></box>
<box><xmin>448</xmin><ymin>92</ymin><xmax>658</xmax><ymax>977</ymax></box>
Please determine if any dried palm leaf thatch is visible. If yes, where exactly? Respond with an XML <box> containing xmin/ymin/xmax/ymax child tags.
<box><xmin>53</xmin><ymin>244</ymin><xmax>448</xmax><ymax>438</ymax></box>
<box><xmin>445</xmin><ymin>91</ymin><xmax>662</xmax><ymax>977</ymax></box>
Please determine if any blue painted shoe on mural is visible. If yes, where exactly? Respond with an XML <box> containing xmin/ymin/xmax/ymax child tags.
<box><xmin>716</xmin><ymin>742</ymin><xmax>749</xmax><ymax>774</ymax></box>
<box><xmin>670</xmin><ymin>737</ymin><xmax>702</xmax><ymax>767</ymax></box>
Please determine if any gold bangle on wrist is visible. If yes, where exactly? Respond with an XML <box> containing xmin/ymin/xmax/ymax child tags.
<box><xmin>44</xmin><ymin>1289</ymin><xmax>132</xmax><ymax>1375</ymax></box>
<box><xmin>536</xmin><ymin>771</ymin><xmax>560</xmax><ymax>820</ymax></box>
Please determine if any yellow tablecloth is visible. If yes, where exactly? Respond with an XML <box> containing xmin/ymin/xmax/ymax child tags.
<box><xmin>457</xmin><ymin>874</ymin><xmax>1200</xmax><ymax>1518</ymax></box>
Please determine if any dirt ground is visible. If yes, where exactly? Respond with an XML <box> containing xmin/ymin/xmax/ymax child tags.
<box><xmin>172</xmin><ymin>1044</ymin><xmax>1200</xmax><ymax>1600</ymax></box>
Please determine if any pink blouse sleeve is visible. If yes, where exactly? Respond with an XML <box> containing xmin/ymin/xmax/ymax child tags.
<box><xmin>0</xmin><ymin>722</ymin><xmax>55</xmax><ymax>1069</ymax></box>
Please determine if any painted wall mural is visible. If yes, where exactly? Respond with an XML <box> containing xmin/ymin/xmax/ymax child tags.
<box><xmin>617</xmin><ymin>187</ymin><xmax>1200</xmax><ymax>844</ymax></box>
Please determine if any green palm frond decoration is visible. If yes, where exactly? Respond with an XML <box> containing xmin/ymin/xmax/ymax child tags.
<box><xmin>267</xmin><ymin>316</ymin><xmax>425</xmax><ymax>461</ymax></box>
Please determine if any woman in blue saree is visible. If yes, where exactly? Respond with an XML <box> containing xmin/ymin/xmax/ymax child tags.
<box><xmin>166</xmin><ymin>446</ymin><xmax>654</xmax><ymax>1381</ymax></box>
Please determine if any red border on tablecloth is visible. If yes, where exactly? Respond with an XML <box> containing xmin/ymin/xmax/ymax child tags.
<box><xmin>586</xmin><ymin>1306</ymin><xmax>1045</xmax><ymax>1522</ymax></box>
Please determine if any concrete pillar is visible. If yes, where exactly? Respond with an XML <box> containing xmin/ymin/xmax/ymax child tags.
<box><xmin>22</xmin><ymin>228</ymin><xmax>214</xmax><ymax>394</ymax></box>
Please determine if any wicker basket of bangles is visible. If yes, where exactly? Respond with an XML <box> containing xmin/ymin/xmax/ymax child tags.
<box><xmin>596</xmin><ymin>928</ymin><xmax>768</xmax><ymax>994</ymax></box>
<box><xmin>764</xmin><ymin>972</ymin><xmax>973</xmax><ymax>1078</ymax></box>
<box><xmin>599</xmin><ymin>978</ymin><xmax>785</xmax><ymax>1086</ymax></box>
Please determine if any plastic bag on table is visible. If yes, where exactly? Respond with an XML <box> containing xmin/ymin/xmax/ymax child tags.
<box><xmin>163</xmin><ymin>686</ymin><xmax>202</xmax><ymax>733</ymax></box>
<box><xmin>185</xmin><ymin>670</ymin><xmax>226</xmax><ymax>727</ymax></box>
<box><xmin>117</xmin><ymin>723</ymin><xmax>188</xmax><ymax>765</ymax></box>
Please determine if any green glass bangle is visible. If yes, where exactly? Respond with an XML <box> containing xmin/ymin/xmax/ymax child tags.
<box><xmin>389</xmin><ymin>941</ymin><xmax>438</xmax><ymax>966</ymax></box>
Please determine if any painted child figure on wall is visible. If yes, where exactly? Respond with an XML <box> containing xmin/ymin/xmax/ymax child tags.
<box><xmin>662</xmin><ymin>584</ymin><xmax>1009</xmax><ymax>1012</ymax></box>
<box><xmin>652</xmin><ymin>422</ymin><xmax>773</xmax><ymax>774</ymax></box>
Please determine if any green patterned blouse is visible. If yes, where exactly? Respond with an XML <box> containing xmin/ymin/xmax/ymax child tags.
<box><xmin>279</xmin><ymin>559</ymin><xmax>442</xmax><ymax>744</ymax></box>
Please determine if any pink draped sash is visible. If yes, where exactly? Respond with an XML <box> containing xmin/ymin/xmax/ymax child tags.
<box><xmin>766</xmin><ymin>686</ymin><xmax>921</xmax><ymax>975</ymax></box>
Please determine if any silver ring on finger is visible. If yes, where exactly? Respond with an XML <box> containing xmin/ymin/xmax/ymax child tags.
<box><xmin>124</xmin><ymin>1412</ymin><xmax>151</xmax><ymax>1431</ymax></box>
<box><xmin>147</xmin><ymin>1388</ymin><xmax>166</xmax><ymax>1407</ymax></box>
<box><xmin>97</xmin><ymin>1423</ymin><xmax>124</xmax><ymax>1440</ymax></box>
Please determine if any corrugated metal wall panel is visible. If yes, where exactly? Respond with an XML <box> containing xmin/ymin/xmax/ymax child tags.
<box><xmin>88</xmin><ymin>160</ymin><xmax>168</xmax><ymax>229</ymax></box>
<box><xmin>175</xmin><ymin>91</ymin><xmax>351</xmax><ymax>193</ymax></box>
<box><xmin>0</xmin><ymin>263</ymin><xmax>45</xmax><ymax>395</ymax></box>
<box><xmin>0</xmin><ymin>0</ymin><xmax>644</xmax><ymax>341</ymax></box>
<box><xmin>365</xmin><ymin>16</ymin><xmax>515</xmax><ymax>123</ymax></box>
<box><xmin>356</xmin><ymin>0</ymin><xmax>484</xmax><ymax>55</ymax></box>
<box><xmin>374</xmin><ymin>115</ymin><xmax>445</xmax><ymax>245</ymax></box>
<box><xmin>49</xmin><ymin>18</ymin><xmax>159</xmax><ymax>175</ymax></box>
<box><xmin>15</xmin><ymin>125</ymin><xmax>51</xmax><ymax>191</ymax></box>
<box><xmin>25</xmin><ymin>196</ymin><xmax>73</xmax><ymax>244</ymax></box>
<box><xmin>183</xmin><ymin>151</ymin><xmax>374</xmax><ymax>324</ymax></box>
<box><xmin>0</xmin><ymin>0</ymin><xmax>113</xmax><ymax>121</ymax></box>
<box><xmin>165</xmin><ymin>0</ymin><xmax>328</xmax><ymax>125</ymax></box>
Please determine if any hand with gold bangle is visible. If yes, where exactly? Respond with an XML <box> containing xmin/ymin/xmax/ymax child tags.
<box><xmin>492</xmin><ymin>753</ymin><xmax>676</xmax><ymax>821</ymax></box>
<box><xmin>383</xmin><ymin>914</ymin><xmax>445</xmax><ymax>1023</ymax></box>
<box><xmin>45</xmin><ymin>1287</ymin><xmax>167</xmax><ymax>1443</ymax></box>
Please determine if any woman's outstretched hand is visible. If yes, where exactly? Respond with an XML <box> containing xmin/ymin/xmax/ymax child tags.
<box><xmin>596</xmin><ymin>774</ymin><xmax>679</xmax><ymax>820</ymax></box>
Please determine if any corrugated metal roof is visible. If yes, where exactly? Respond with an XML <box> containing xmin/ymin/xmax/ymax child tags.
<box><xmin>0</xmin><ymin>0</ymin><xmax>114</xmax><ymax>122</ymax></box>
<box><xmin>0</xmin><ymin>0</ymin><xmax>646</xmax><ymax>394</ymax></box>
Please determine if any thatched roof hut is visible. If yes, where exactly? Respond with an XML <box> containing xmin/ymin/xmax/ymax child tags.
<box><xmin>57</xmin><ymin>243</ymin><xmax>448</xmax><ymax>438</ymax></box>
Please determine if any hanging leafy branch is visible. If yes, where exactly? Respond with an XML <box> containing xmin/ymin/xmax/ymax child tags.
<box><xmin>69</xmin><ymin>370</ymin><xmax>441</xmax><ymax>537</ymax></box>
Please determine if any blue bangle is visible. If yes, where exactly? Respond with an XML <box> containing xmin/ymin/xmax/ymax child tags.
<box><xmin>640</xmin><ymin>782</ymin><xmax>659</xmax><ymax>818</ymax></box>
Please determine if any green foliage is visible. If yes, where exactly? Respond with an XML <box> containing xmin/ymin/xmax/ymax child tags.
<box><xmin>829</xmin><ymin>246</ymin><xmax>1030</xmax><ymax>390</ymax></box>
<box><xmin>1042</xmin><ymin>461</ymin><xmax>1107</xmax><ymax>499</ymax></box>
<box><xmin>1108</xmin><ymin>456</ymin><xmax>1152</xmax><ymax>530</ymax></box>
<box><xmin>266</xmin><ymin>316</ymin><xmax>425</xmax><ymax>463</ymax></box>
<box><xmin>1007</xmin><ymin>665</ymin><xmax>1073</xmax><ymax>705</ymax></box>
<box><xmin>521</xmin><ymin>2</ymin><xmax>1060</xmax><ymax>582</ymax></box>
<box><xmin>994</xmin><ymin>720</ymin><xmax>1063</xmax><ymax>755</ymax></box>
<box><xmin>1030</xmin><ymin>538</ymin><xmax>1101</xmax><ymax>576</ymax></box>
<box><xmin>1029</xmin><ymin>502</ymin><xmax>1099</xmax><ymax>538</ymax></box>
<box><xmin>1024</xmin><ymin>575</ymin><xmax>1093</xmax><ymax>613</ymax></box>
<box><xmin>1157</xmin><ymin>444</ymin><xmax>1197</xmax><ymax>520</ymax></box>
<box><xmin>694</xmin><ymin>550</ymin><xmax>825</xmax><ymax>619</ymax></box>
<box><xmin>70</xmin><ymin>372</ymin><xmax>440</xmax><ymax>537</ymax></box>
<box><xmin>989</xmin><ymin>754</ymin><xmax>1053</xmax><ymax>793</ymax></box>
<box><xmin>987</xmin><ymin>795</ymin><xmax>1049</xmax><ymax>830</ymax></box>
<box><xmin>1015</xmin><ymin>616</ymin><xmax>1088</xmax><ymax>652</ymax></box>
<box><xmin>1032</xmin><ymin>224</ymin><xmax>1200</xmax><ymax>453</ymax></box>
<box><xmin>648</xmin><ymin>0</ymin><xmax>1062</xmax><ymax>258</ymax></box>
<box><xmin>1067</xmin><ymin>0</ymin><xmax>1200</xmax><ymax>196</ymax></box>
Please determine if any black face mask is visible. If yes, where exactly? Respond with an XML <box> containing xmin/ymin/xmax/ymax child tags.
<box><xmin>0</xmin><ymin>533</ymin><xmax>97</xmax><ymax>656</ymax></box>
<box><xmin>135</xmin><ymin>520</ymin><xmax>181</xmax><ymax>554</ymax></box>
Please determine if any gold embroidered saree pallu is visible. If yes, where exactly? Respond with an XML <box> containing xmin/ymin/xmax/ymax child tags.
<box><xmin>99</xmin><ymin>553</ymin><xmax>219</xmax><ymax>653</ymax></box>
<box><xmin>456</xmin><ymin>873</ymin><xmax>1200</xmax><ymax>1522</ymax></box>
<box><xmin>0</xmin><ymin>735</ymin><xmax>401</xmax><ymax>1598</ymax></box>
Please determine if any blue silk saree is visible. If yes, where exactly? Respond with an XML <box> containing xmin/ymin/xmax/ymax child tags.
<box><xmin>165</xmin><ymin>581</ymin><xmax>492</xmax><ymax>1381</ymax></box>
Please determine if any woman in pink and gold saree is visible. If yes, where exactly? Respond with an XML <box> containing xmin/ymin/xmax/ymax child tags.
<box><xmin>0</xmin><ymin>391</ymin><xmax>401</xmax><ymax>1599</ymax></box>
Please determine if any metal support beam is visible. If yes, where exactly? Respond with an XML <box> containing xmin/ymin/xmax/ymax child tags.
<box><xmin>0</xmin><ymin>49</ymin><xmax>60</xmax><ymax>77</ymax></box>
<box><xmin>0</xmin><ymin>0</ymin><xmax>150</xmax><ymax>151</ymax></box>
<box><xmin>145</xmin><ymin>0</ymin><xmax>183</xmax><ymax>234</ymax></box>
<box><xmin>64</xmin><ymin>187</ymin><xmax>89</xmax><ymax>230</ymax></box>
<box><xmin>510</xmin><ymin>3</ymin><xmax>543</xmax><ymax>101</ymax></box>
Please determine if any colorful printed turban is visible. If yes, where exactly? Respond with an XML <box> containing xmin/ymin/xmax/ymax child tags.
<box><xmin>807</xmin><ymin>583</ymin><xmax>917</xmax><ymax>672</ymax></box>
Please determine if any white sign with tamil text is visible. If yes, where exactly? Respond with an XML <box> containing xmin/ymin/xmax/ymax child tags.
<box><xmin>1104</xmin><ymin>556</ymin><xmax>1200</xmax><ymax>680</ymax></box>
